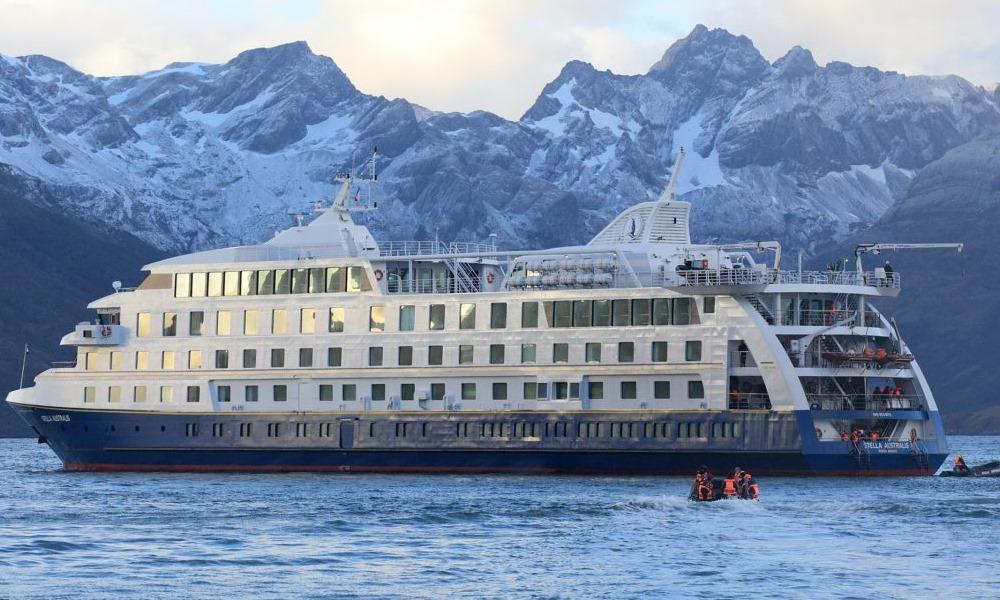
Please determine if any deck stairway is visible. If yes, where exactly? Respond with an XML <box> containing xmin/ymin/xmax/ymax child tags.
<box><xmin>744</xmin><ymin>294</ymin><xmax>775</xmax><ymax>324</ymax></box>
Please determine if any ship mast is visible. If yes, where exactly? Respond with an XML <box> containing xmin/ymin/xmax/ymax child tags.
<box><xmin>658</xmin><ymin>147</ymin><xmax>686</xmax><ymax>203</ymax></box>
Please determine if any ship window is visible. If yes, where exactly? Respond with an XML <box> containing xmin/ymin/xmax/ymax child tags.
<box><xmin>489</xmin><ymin>344</ymin><xmax>505</xmax><ymax>365</ymax></box>
<box><xmin>523</xmin><ymin>382</ymin><xmax>537</xmax><ymax>400</ymax></box>
<box><xmin>300</xmin><ymin>308</ymin><xmax>316</xmax><ymax>334</ymax></box>
<box><xmin>299</xmin><ymin>348</ymin><xmax>313</xmax><ymax>367</ymax></box>
<box><xmin>686</xmin><ymin>341</ymin><xmax>702</xmax><ymax>361</ymax></box>
<box><xmin>133</xmin><ymin>386</ymin><xmax>147</xmax><ymax>403</ymax></box>
<box><xmin>621</xmin><ymin>381</ymin><xmax>637</xmax><ymax>400</ymax></box>
<box><xmin>163</xmin><ymin>312</ymin><xmax>177</xmax><ymax>336</ymax></box>
<box><xmin>245</xmin><ymin>385</ymin><xmax>258</xmax><ymax>402</ymax></box>
<box><xmin>240</xmin><ymin>423</ymin><xmax>253</xmax><ymax>437</ymax></box>
<box><xmin>110</xmin><ymin>351</ymin><xmax>122</xmax><ymax>370</ymax></box>
<box><xmin>186</xmin><ymin>423</ymin><xmax>199</xmax><ymax>437</ymax></box>
<box><xmin>369</xmin><ymin>346</ymin><xmax>383</xmax><ymax>366</ymax></box>
<box><xmin>672</xmin><ymin>298</ymin><xmax>692</xmax><ymax>325</ymax></box>
<box><xmin>215</xmin><ymin>349</ymin><xmax>229</xmax><ymax>369</ymax></box>
<box><xmin>552</xmin><ymin>343</ymin><xmax>569</xmax><ymax>364</ymax></box>
<box><xmin>553</xmin><ymin>301</ymin><xmax>572</xmax><ymax>328</ymax></box>
<box><xmin>218</xmin><ymin>385</ymin><xmax>231</xmax><ymax>403</ymax></box>
<box><xmin>395</xmin><ymin>423</ymin><xmax>408</xmax><ymax>437</ymax></box>
<box><xmin>292</xmin><ymin>268</ymin><xmax>309</xmax><ymax>294</ymax></box>
<box><xmin>267</xmin><ymin>423</ymin><xmax>280</xmax><ymax>438</ymax></box>
<box><xmin>429</xmin><ymin>304</ymin><xmax>446</xmax><ymax>330</ymax></box>
<box><xmin>308</xmin><ymin>268</ymin><xmax>325</xmax><ymax>293</ymax></box>
<box><xmin>257</xmin><ymin>270</ymin><xmax>274</xmax><ymax>295</ymax></box>
<box><xmin>270</xmin><ymin>348</ymin><xmax>284</xmax><ymax>368</ymax></box>
<box><xmin>428</xmin><ymin>345</ymin><xmax>443</xmax><ymax>366</ymax></box>
<box><xmin>585</xmin><ymin>343</ymin><xmax>602</xmax><ymax>363</ymax></box>
<box><xmin>698</xmin><ymin>422</ymin><xmax>708</xmax><ymax>438</ymax></box>
<box><xmin>703</xmin><ymin>297</ymin><xmax>716</xmax><ymax>314</ymax></box>
<box><xmin>430</xmin><ymin>383</ymin><xmax>445</xmax><ymax>400</ymax></box>
<box><xmin>327</xmin><ymin>347</ymin><xmax>342</xmax><ymax>367</ymax></box>
<box><xmin>83</xmin><ymin>386</ymin><xmax>96</xmax><ymax>403</ymax></box>
<box><xmin>189</xmin><ymin>311</ymin><xmax>204</xmax><ymax>336</ymax></box>
<box><xmin>612</xmin><ymin>299</ymin><xmax>630</xmax><ymax>326</ymax></box>
<box><xmin>490</xmin><ymin>303</ymin><xmax>507</xmax><ymax>329</ymax></box>
<box><xmin>347</xmin><ymin>266</ymin><xmax>367</xmax><ymax>292</ymax></box>
<box><xmin>209</xmin><ymin>311</ymin><xmax>228</xmax><ymax>337</ymax></box>
<box><xmin>161</xmin><ymin>351</ymin><xmax>176</xmax><ymax>370</ymax></box>
<box><xmin>188</xmin><ymin>350</ymin><xmax>202</xmax><ymax>369</ymax></box>
<box><xmin>274</xmin><ymin>269</ymin><xmax>291</xmax><ymax>294</ymax></box>
<box><xmin>460</xmin><ymin>303</ymin><xmax>477</xmax><ymax>329</ymax></box>
<box><xmin>319</xmin><ymin>384</ymin><xmax>333</xmax><ymax>402</ymax></box>
<box><xmin>83</xmin><ymin>352</ymin><xmax>96</xmax><ymax>370</ymax></box>
<box><xmin>632</xmin><ymin>299</ymin><xmax>651</xmax><ymax>326</ymax></box>
<box><xmin>570</xmin><ymin>383</ymin><xmax>580</xmax><ymax>399</ymax></box>
<box><xmin>240</xmin><ymin>270</ymin><xmax>257</xmax><ymax>296</ymax></box>
<box><xmin>207</xmin><ymin>272</ymin><xmax>223</xmax><ymax>297</ymax></box>
<box><xmin>652</xmin><ymin>342</ymin><xmax>669</xmax><ymax>363</ymax></box>
<box><xmin>187</xmin><ymin>386</ymin><xmax>200</xmax><ymax>403</ymax></box>
<box><xmin>593</xmin><ymin>300</ymin><xmax>612</xmax><ymax>326</ymax></box>
<box><xmin>135</xmin><ymin>351</ymin><xmax>149</xmax><ymax>370</ymax></box>
<box><xmin>272</xmin><ymin>309</ymin><xmax>288</xmax><ymax>334</ymax></box>
<box><xmin>326</xmin><ymin>267</ymin><xmax>345</xmax><ymax>292</ymax></box>
<box><xmin>583</xmin><ymin>379</ymin><xmax>603</xmax><ymax>401</ymax></box>
<box><xmin>160</xmin><ymin>386</ymin><xmax>173</xmax><ymax>403</ymax></box>
<box><xmin>493</xmin><ymin>383</ymin><xmax>507</xmax><ymax>400</ymax></box>
<box><xmin>175</xmin><ymin>273</ymin><xmax>191</xmax><ymax>298</ymax></box>
<box><xmin>372</xmin><ymin>384</ymin><xmax>386</xmax><ymax>402</ymax></box>
<box><xmin>521</xmin><ymin>302</ymin><xmax>539</xmax><ymax>328</ymax></box>
<box><xmin>618</xmin><ymin>342</ymin><xmax>634</xmax><ymax>363</ymax></box>
<box><xmin>243</xmin><ymin>349</ymin><xmax>257</xmax><ymax>368</ymax></box>
<box><xmin>552</xmin><ymin>382</ymin><xmax>568</xmax><ymax>400</ymax></box>
<box><xmin>573</xmin><ymin>300</ymin><xmax>592</xmax><ymax>327</ymax></box>
<box><xmin>401</xmin><ymin>384</ymin><xmax>415</xmax><ymax>401</ymax></box>
<box><xmin>329</xmin><ymin>307</ymin><xmax>345</xmax><ymax>332</ymax></box>
<box><xmin>537</xmin><ymin>383</ymin><xmax>548</xmax><ymax>399</ymax></box>
<box><xmin>653</xmin><ymin>298</ymin><xmax>671</xmax><ymax>325</ymax></box>
<box><xmin>136</xmin><ymin>312</ymin><xmax>151</xmax><ymax>338</ymax></box>
<box><xmin>398</xmin><ymin>346</ymin><xmax>413</xmax><ymax>366</ymax></box>
<box><xmin>459</xmin><ymin>345</ymin><xmax>474</xmax><ymax>365</ymax></box>
<box><xmin>369</xmin><ymin>306</ymin><xmax>385</xmax><ymax>332</ymax></box>
<box><xmin>655</xmin><ymin>381</ymin><xmax>671</xmax><ymax>399</ymax></box>
<box><xmin>223</xmin><ymin>271</ymin><xmax>239</xmax><ymax>296</ymax></box>
<box><xmin>273</xmin><ymin>385</ymin><xmax>287</xmax><ymax>402</ymax></box>
<box><xmin>688</xmin><ymin>380</ymin><xmax>705</xmax><ymax>399</ymax></box>
<box><xmin>461</xmin><ymin>383</ymin><xmax>477</xmax><ymax>400</ymax></box>
<box><xmin>521</xmin><ymin>344</ymin><xmax>536</xmax><ymax>364</ymax></box>
<box><xmin>191</xmin><ymin>273</ymin><xmax>207</xmax><ymax>297</ymax></box>
<box><xmin>244</xmin><ymin>310</ymin><xmax>259</xmax><ymax>335</ymax></box>
<box><xmin>399</xmin><ymin>305</ymin><xmax>415</xmax><ymax>331</ymax></box>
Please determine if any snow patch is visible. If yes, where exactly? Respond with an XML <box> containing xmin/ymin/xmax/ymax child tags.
<box><xmin>142</xmin><ymin>63</ymin><xmax>209</xmax><ymax>78</ymax></box>
<box><xmin>671</xmin><ymin>112</ymin><xmax>726</xmax><ymax>193</ymax></box>
<box><xmin>534</xmin><ymin>80</ymin><xmax>576</xmax><ymax>137</ymax></box>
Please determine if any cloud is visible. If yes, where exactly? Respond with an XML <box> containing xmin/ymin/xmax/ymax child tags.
<box><xmin>0</xmin><ymin>0</ymin><xmax>996</xmax><ymax>119</ymax></box>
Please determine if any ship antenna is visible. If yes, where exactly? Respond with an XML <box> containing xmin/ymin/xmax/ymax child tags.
<box><xmin>659</xmin><ymin>147</ymin><xmax>686</xmax><ymax>203</ymax></box>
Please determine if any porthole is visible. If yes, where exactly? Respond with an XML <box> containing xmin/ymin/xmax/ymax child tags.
<box><xmin>135</xmin><ymin>425</ymin><xmax>140</xmax><ymax>432</ymax></box>
<box><xmin>110</xmin><ymin>425</ymin><xmax>116</xmax><ymax>432</ymax></box>
<box><xmin>161</xmin><ymin>425</ymin><xmax>166</xmax><ymax>432</ymax></box>
<box><xmin>83</xmin><ymin>426</ymin><xmax>89</xmax><ymax>432</ymax></box>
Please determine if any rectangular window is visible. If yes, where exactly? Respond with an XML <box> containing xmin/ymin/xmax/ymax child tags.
<box><xmin>686</xmin><ymin>341</ymin><xmax>702</xmax><ymax>361</ymax></box>
<box><xmin>612</xmin><ymin>299</ymin><xmax>630</xmax><ymax>326</ymax></box>
<box><xmin>632</xmin><ymin>299</ymin><xmax>651</xmax><ymax>326</ymax></box>
<box><xmin>135</xmin><ymin>351</ymin><xmax>149</xmax><ymax>370</ymax></box>
<box><xmin>554</xmin><ymin>382</ymin><xmax>569</xmax><ymax>400</ymax></box>
<box><xmin>186</xmin><ymin>423</ymin><xmax>200</xmax><ymax>437</ymax></box>
<box><xmin>520</xmin><ymin>343</ymin><xmax>536</xmax><ymax>364</ymax></box>
<box><xmin>272</xmin><ymin>309</ymin><xmax>288</xmax><ymax>335</ymax></box>
<box><xmin>240</xmin><ymin>423</ymin><xmax>254</xmax><ymax>437</ymax></box>
<box><xmin>460</xmin><ymin>303</ymin><xmax>477</xmax><ymax>329</ymax></box>
<box><xmin>371</xmin><ymin>384</ymin><xmax>385</xmax><ymax>402</ymax></box>
<box><xmin>653</xmin><ymin>298</ymin><xmax>671</xmax><ymax>326</ymax></box>
<box><xmin>300</xmin><ymin>308</ymin><xmax>316</xmax><ymax>334</ymax></box>
<box><xmin>327</xmin><ymin>347</ymin><xmax>342</xmax><ymax>367</ymax></box>
<box><xmin>273</xmin><ymin>385</ymin><xmax>287</xmax><ymax>402</ymax></box>
<box><xmin>329</xmin><ymin>307</ymin><xmax>344</xmax><ymax>333</ymax></box>
<box><xmin>83</xmin><ymin>352</ymin><xmax>95</xmax><ymax>371</ymax></box>
<box><xmin>215</xmin><ymin>349</ymin><xmax>229</xmax><ymax>369</ymax></box>
<box><xmin>490</xmin><ymin>303</ymin><xmax>507</xmax><ymax>328</ymax></box>
<box><xmin>245</xmin><ymin>385</ymin><xmax>259</xmax><ymax>402</ymax></box>
<box><xmin>108</xmin><ymin>386</ymin><xmax>121</xmax><ymax>403</ymax></box>
<box><xmin>188</xmin><ymin>350</ymin><xmax>202</xmax><ymax>369</ymax></box>
<box><xmin>655</xmin><ymin>381</ymin><xmax>671</xmax><ymax>399</ymax></box>
<box><xmin>688</xmin><ymin>380</ymin><xmax>705</xmax><ymax>399</ymax></box>
<box><xmin>369</xmin><ymin>346</ymin><xmax>383</xmax><ymax>366</ymax></box>
<box><xmin>398</xmin><ymin>346</ymin><xmax>413</xmax><ymax>366</ymax></box>
<box><xmin>217</xmin><ymin>310</ymin><xmax>231</xmax><ymax>336</ymax></box>
<box><xmin>292</xmin><ymin>268</ymin><xmax>309</xmax><ymax>294</ymax></box>
<box><xmin>621</xmin><ymin>381</ymin><xmax>637</xmax><ymax>400</ymax></box>
<box><xmin>270</xmin><ymin>348</ymin><xmax>284</xmax><ymax>368</ymax></box>
<box><xmin>218</xmin><ymin>385</ymin><xmax>231</xmax><ymax>403</ymax></box>
<box><xmin>274</xmin><ymin>269</ymin><xmax>291</xmax><ymax>294</ymax></box>
<box><xmin>191</xmin><ymin>272</ymin><xmax>207</xmax><ymax>297</ymax></box>
<box><xmin>347</xmin><ymin>266</ymin><xmax>367</xmax><ymax>292</ymax></box>
<box><xmin>187</xmin><ymin>385</ymin><xmax>200</xmax><ymax>403</ymax></box>
<box><xmin>459</xmin><ymin>345</ymin><xmax>474</xmax><ymax>365</ymax></box>
<box><xmin>552</xmin><ymin>343</ymin><xmax>569</xmax><ymax>363</ymax></box>
<box><xmin>585</xmin><ymin>342</ymin><xmax>602</xmax><ymax>363</ymax></box>
<box><xmin>401</xmin><ymin>383</ymin><xmax>415</xmax><ymax>401</ymax></box>
<box><xmin>703</xmin><ymin>297</ymin><xmax>716</xmax><ymax>314</ymax></box>
<box><xmin>308</xmin><ymin>268</ymin><xmax>324</xmax><ymax>294</ymax></box>
<box><xmin>110</xmin><ymin>351</ymin><xmax>122</xmax><ymax>370</ymax></box>
<box><xmin>240</xmin><ymin>270</ymin><xmax>257</xmax><ymax>296</ymax></box>
<box><xmin>160</xmin><ymin>386</ymin><xmax>173</xmax><ymax>403</ymax></box>
<box><xmin>523</xmin><ymin>382</ymin><xmax>537</xmax><ymax>400</ymax></box>
<box><xmin>162</xmin><ymin>312</ymin><xmax>177</xmax><ymax>336</ymax></box>
<box><xmin>133</xmin><ymin>386</ymin><xmax>147</xmax><ymax>403</ymax></box>
<box><xmin>162</xmin><ymin>351</ymin><xmax>176</xmax><ymax>370</ymax></box>
<box><xmin>430</xmin><ymin>383</ymin><xmax>445</xmax><ymax>400</ymax></box>
<box><xmin>489</xmin><ymin>344</ymin><xmax>505</xmax><ymax>365</ymax></box>
<box><xmin>326</xmin><ymin>267</ymin><xmax>345</xmax><ymax>292</ymax></box>
<box><xmin>257</xmin><ymin>270</ymin><xmax>274</xmax><ymax>295</ymax></box>
<box><xmin>461</xmin><ymin>382</ymin><xmax>477</xmax><ymax>400</ymax></box>
<box><xmin>369</xmin><ymin>306</ymin><xmax>385</xmax><ymax>332</ymax></box>
<box><xmin>618</xmin><ymin>342</ymin><xmax>634</xmax><ymax>363</ymax></box>
<box><xmin>243</xmin><ymin>349</ymin><xmax>256</xmax><ymax>368</ymax></box>
<box><xmin>244</xmin><ymin>310</ymin><xmax>259</xmax><ymax>335</ymax></box>
<box><xmin>429</xmin><ymin>304</ymin><xmax>446</xmax><ymax>330</ymax></box>
<box><xmin>573</xmin><ymin>300</ymin><xmax>592</xmax><ymax>327</ymax></box>
<box><xmin>428</xmin><ymin>345</ymin><xmax>443</xmax><ymax>366</ymax></box>
<box><xmin>493</xmin><ymin>382</ymin><xmax>507</xmax><ymax>400</ymax></box>
<box><xmin>319</xmin><ymin>384</ymin><xmax>334</xmax><ymax>402</ymax></box>
<box><xmin>175</xmin><ymin>273</ymin><xmax>191</xmax><ymax>298</ymax></box>
<box><xmin>588</xmin><ymin>381</ymin><xmax>604</xmax><ymax>400</ymax></box>
<box><xmin>652</xmin><ymin>341</ymin><xmax>669</xmax><ymax>363</ymax></box>
<box><xmin>267</xmin><ymin>423</ymin><xmax>281</xmax><ymax>437</ymax></box>
<box><xmin>593</xmin><ymin>300</ymin><xmax>612</xmax><ymax>326</ymax></box>
<box><xmin>672</xmin><ymin>298</ymin><xmax>692</xmax><ymax>325</ymax></box>
<box><xmin>136</xmin><ymin>312</ymin><xmax>151</xmax><ymax>337</ymax></box>
<box><xmin>521</xmin><ymin>302</ymin><xmax>539</xmax><ymax>328</ymax></box>
<box><xmin>224</xmin><ymin>271</ymin><xmax>239</xmax><ymax>296</ymax></box>
<box><xmin>299</xmin><ymin>347</ymin><xmax>313</xmax><ymax>367</ymax></box>
<box><xmin>189</xmin><ymin>311</ymin><xmax>204</xmax><ymax>336</ymax></box>
<box><xmin>552</xmin><ymin>301</ymin><xmax>572</xmax><ymax>327</ymax></box>
<box><xmin>208</xmin><ymin>272</ymin><xmax>223</xmax><ymax>297</ymax></box>
<box><xmin>343</xmin><ymin>384</ymin><xmax>357</xmax><ymax>401</ymax></box>
<box><xmin>398</xmin><ymin>305</ymin><xmax>415</xmax><ymax>331</ymax></box>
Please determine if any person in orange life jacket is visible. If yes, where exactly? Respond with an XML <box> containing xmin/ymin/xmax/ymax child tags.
<box><xmin>869</xmin><ymin>430</ymin><xmax>879</xmax><ymax>442</ymax></box>
<box><xmin>849</xmin><ymin>429</ymin><xmax>861</xmax><ymax>445</ymax></box>
<box><xmin>732</xmin><ymin>467</ymin><xmax>745</xmax><ymax>496</ymax></box>
<box><xmin>954</xmin><ymin>454</ymin><xmax>969</xmax><ymax>473</ymax></box>
<box><xmin>840</xmin><ymin>430</ymin><xmax>850</xmax><ymax>442</ymax></box>
<box><xmin>695</xmin><ymin>466</ymin><xmax>714</xmax><ymax>501</ymax></box>
<box><xmin>741</xmin><ymin>472</ymin><xmax>760</xmax><ymax>500</ymax></box>
<box><xmin>722</xmin><ymin>468</ymin><xmax>740</xmax><ymax>498</ymax></box>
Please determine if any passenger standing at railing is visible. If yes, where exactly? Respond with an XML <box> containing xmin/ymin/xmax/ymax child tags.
<box><xmin>883</xmin><ymin>261</ymin><xmax>893</xmax><ymax>277</ymax></box>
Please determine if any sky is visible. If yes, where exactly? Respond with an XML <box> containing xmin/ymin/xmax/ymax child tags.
<box><xmin>1</xmin><ymin>0</ymin><xmax>998</xmax><ymax>120</ymax></box>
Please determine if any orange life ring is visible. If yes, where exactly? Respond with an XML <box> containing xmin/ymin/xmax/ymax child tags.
<box><xmin>486</xmin><ymin>272</ymin><xmax>495</xmax><ymax>284</ymax></box>
<box><xmin>374</xmin><ymin>269</ymin><xmax>384</xmax><ymax>281</ymax></box>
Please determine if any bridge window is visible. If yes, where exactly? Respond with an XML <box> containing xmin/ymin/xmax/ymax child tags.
<box><xmin>188</xmin><ymin>350</ymin><xmax>202</xmax><ymax>370</ymax></box>
<box><xmin>191</xmin><ymin>273</ymin><xmax>207</xmax><ymax>297</ymax></box>
<box><xmin>299</xmin><ymin>348</ymin><xmax>313</xmax><ymax>367</ymax></box>
<box><xmin>460</xmin><ymin>303</ymin><xmax>477</xmax><ymax>329</ymax></box>
<box><xmin>612</xmin><ymin>299</ymin><xmax>630</xmax><ymax>326</ymax></box>
<box><xmin>521</xmin><ymin>302</ymin><xmax>539</xmax><ymax>328</ymax></box>
<box><xmin>573</xmin><ymin>300</ymin><xmax>592</xmax><ymax>327</ymax></box>
<box><xmin>632</xmin><ymin>299</ymin><xmax>651</xmax><ymax>326</ymax></box>
<box><xmin>319</xmin><ymin>384</ymin><xmax>333</xmax><ymax>402</ymax></box>
<box><xmin>244</xmin><ymin>310</ymin><xmax>259</xmax><ymax>335</ymax></box>
<box><xmin>275</xmin><ymin>269</ymin><xmax>291</xmax><ymax>294</ymax></box>
<box><xmin>329</xmin><ymin>307</ymin><xmax>344</xmax><ymax>332</ymax></box>
<box><xmin>686</xmin><ymin>341</ymin><xmax>702</xmax><ymax>361</ymax></box>
<box><xmin>326</xmin><ymin>267</ymin><xmax>345</xmax><ymax>292</ymax></box>
<box><xmin>593</xmin><ymin>300</ymin><xmax>611</xmax><ymax>326</ymax></box>
<box><xmin>459</xmin><ymin>345</ymin><xmax>474</xmax><ymax>365</ymax></box>
<box><xmin>428</xmin><ymin>345</ymin><xmax>443</xmax><ymax>365</ymax></box>
<box><xmin>273</xmin><ymin>385</ymin><xmax>287</xmax><ymax>402</ymax></box>
<box><xmin>429</xmin><ymin>304</ymin><xmax>446</xmax><ymax>330</ymax></box>
<box><xmin>175</xmin><ymin>273</ymin><xmax>191</xmax><ymax>298</ymax></box>
<box><xmin>673</xmin><ymin>298</ymin><xmax>692</xmax><ymax>325</ymax></box>
<box><xmin>327</xmin><ymin>347</ymin><xmax>342</xmax><ymax>367</ymax></box>
<box><xmin>292</xmin><ymin>268</ymin><xmax>309</xmax><ymax>294</ymax></box>
<box><xmin>163</xmin><ymin>312</ymin><xmax>177</xmax><ymax>336</ymax></box>
<box><xmin>399</xmin><ymin>305</ymin><xmax>415</xmax><ymax>331</ymax></box>
<box><xmin>653</xmin><ymin>298</ymin><xmax>671</xmax><ymax>325</ymax></box>
<box><xmin>655</xmin><ymin>381</ymin><xmax>671</xmax><ymax>399</ymax></box>
<box><xmin>240</xmin><ymin>270</ymin><xmax>257</xmax><ymax>296</ymax></box>
<box><xmin>206</xmin><ymin>272</ymin><xmax>222</xmax><ymax>297</ymax></box>
<box><xmin>300</xmin><ymin>308</ymin><xmax>316</xmax><ymax>334</ymax></box>
<box><xmin>189</xmin><ymin>311</ymin><xmax>204</xmax><ymax>336</ymax></box>
<box><xmin>242</xmin><ymin>349</ymin><xmax>256</xmax><ymax>368</ymax></box>
<box><xmin>585</xmin><ymin>343</ymin><xmax>601</xmax><ymax>363</ymax></box>
<box><xmin>217</xmin><ymin>385</ymin><xmax>231</xmax><ymax>403</ymax></box>
<box><xmin>224</xmin><ymin>271</ymin><xmax>239</xmax><ymax>296</ymax></box>
<box><xmin>257</xmin><ymin>270</ymin><xmax>274</xmax><ymax>295</ymax></box>
<box><xmin>343</xmin><ymin>384</ymin><xmax>357</xmax><ymax>401</ymax></box>
<box><xmin>347</xmin><ymin>266</ymin><xmax>369</xmax><ymax>292</ymax></box>
<box><xmin>621</xmin><ymin>381</ymin><xmax>637</xmax><ymax>400</ymax></box>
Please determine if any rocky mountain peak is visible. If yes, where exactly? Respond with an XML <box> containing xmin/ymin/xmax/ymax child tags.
<box><xmin>647</xmin><ymin>25</ymin><xmax>768</xmax><ymax>80</ymax></box>
<box><xmin>773</xmin><ymin>45</ymin><xmax>818</xmax><ymax>78</ymax></box>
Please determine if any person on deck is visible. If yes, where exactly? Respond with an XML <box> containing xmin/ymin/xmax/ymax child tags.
<box><xmin>954</xmin><ymin>454</ymin><xmax>970</xmax><ymax>474</ymax></box>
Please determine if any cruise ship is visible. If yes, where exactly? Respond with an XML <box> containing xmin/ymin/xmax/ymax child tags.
<box><xmin>6</xmin><ymin>150</ymin><xmax>953</xmax><ymax>475</ymax></box>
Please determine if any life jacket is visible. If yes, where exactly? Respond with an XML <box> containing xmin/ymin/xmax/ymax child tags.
<box><xmin>850</xmin><ymin>431</ymin><xmax>861</xmax><ymax>444</ymax></box>
<box><xmin>869</xmin><ymin>431</ymin><xmax>879</xmax><ymax>441</ymax></box>
<box><xmin>955</xmin><ymin>457</ymin><xmax>967</xmax><ymax>469</ymax></box>
<box><xmin>840</xmin><ymin>431</ymin><xmax>849</xmax><ymax>442</ymax></box>
<box><xmin>747</xmin><ymin>482</ymin><xmax>760</xmax><ymax>499</ymax></box>
<box><xmin>723</xmin><ymin>478</ymin><xmax>738</xmax><ymax>496</ymax></box>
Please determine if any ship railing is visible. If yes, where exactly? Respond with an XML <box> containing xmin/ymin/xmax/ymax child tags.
<box><xmin>385</xmin><ymin>275</ymin><xmax>483</xmax><ymax>294</ymax></box>
<box><xmin>774</xmin><ymin>271</ymin><xmax>900</xmax><ymax>289</ymax></box>
<box><xmin>806</xmin><ymin>394</ymin><xmax>921</xmax><ymax>411</ymax></box>
<box><xmin>378</xmin><ymin>240</ymin><xmax>496</xmax><ymax>257</ymax></box>
<box><xmin>780</xmin><ymin>310</ymin><xmax>879</xmax><ymax>327</ymax></box>
<box><xmin>729</xmin><ymin>351</ymin><xmax>757</xmax><ymax>368</ymax></box>
<box><xmin>727</xmin><ymin>393</ymin><xmax>772</xmax><ymax>410</ymax></box>
<box><xmin>669</xmin><ymin>269</ymin><xmax>900</xmax><ymax>289</ymax></box>
<box><xmin>672</xmin><ymin>269</ymin><xmax>770</xmax><ymax>287</ymax></box>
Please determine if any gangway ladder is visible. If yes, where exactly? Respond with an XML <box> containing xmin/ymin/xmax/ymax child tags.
<box><xmin>852</xmin><ymin>440</ymin><xmax>871</xmax><ymax>471</ymax></box>
<box><xmin>744</xmin><ymin>294</ymin><xmax>775</xmax><ymax>324</ymax></box>
<box><xmin>910</xmin><ymin>439</ymin><xmax>930</xmax><ymax>472</ymax></box>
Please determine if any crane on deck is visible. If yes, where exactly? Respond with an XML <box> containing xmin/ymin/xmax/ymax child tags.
<box><xmin>854</xmin><ymin>242</ymin><xmax>964</xmax><ymax>273</ymax></box>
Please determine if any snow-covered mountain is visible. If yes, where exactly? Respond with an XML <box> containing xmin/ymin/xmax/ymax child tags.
<box><xmin>2</xmin><ymin>25</ymin><xmax>999</xmax><ymax>255</ymax></box>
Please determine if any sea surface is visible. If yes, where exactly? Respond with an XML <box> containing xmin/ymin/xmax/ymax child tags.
<box><xmin>0</xmin><ymin>437</ymin><xmax>998</xmax><ymax>599</ymax></box>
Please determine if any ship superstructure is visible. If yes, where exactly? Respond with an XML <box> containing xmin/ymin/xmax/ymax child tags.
<box><xmin>6</xmin><ymin>151</ymin><xmax>953</xmax><ymax>474</ymax></box>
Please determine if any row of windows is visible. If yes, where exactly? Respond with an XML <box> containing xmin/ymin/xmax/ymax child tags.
<box><xmin>85</xmin><ymin>341</ymin><xmax>704</xmax><ymax>372</ymax></box>
<box><xmin>174</xmin><ymin>267</ymin><xmax>372</xmax><ymax>298</ymax></box>
<box><xmin>83</xmin><ymin>379</ymin><xmax>706</xmax><ymax>404</ymax></box>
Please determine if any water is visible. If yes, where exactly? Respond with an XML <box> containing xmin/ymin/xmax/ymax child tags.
<box><xmin>0</xmin><ymin>438</ymin><xmax>997</xmax><ymax>599</ymax></box>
